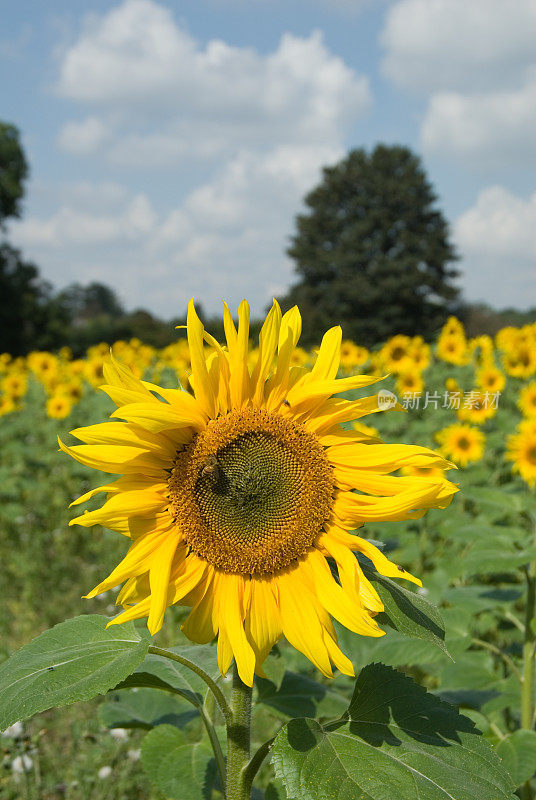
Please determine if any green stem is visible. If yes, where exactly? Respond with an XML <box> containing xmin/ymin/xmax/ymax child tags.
<box><xmin>226</xmin><ymin>662</ymin><xmax>253</xmax><ymax>800</ymax></box>
<box><xmin>521</xmin><ymin>567</ymin><xmax>536</xmax><ymax>730</ymax></box>
<box><xmin>521</xmin><ymin>532</ymin><xmax>536</xmax><ymax>800</ymax></box>
<box><xmin>200</xmin><ymin>707</ymin><xmax>227</xmax><ymax>794</ymax></box>
<box><xmin>242</xmin><ymin>737</ymin><xmax>276</xmax><ymax>796</ymax></box>
<box><xmin>471</xmin><ymin>638</ymin><xmax>523</xmax><ymax>683</ymax></box>
<box><xmin>148</xmin><ymin>645</ymin><xmax>231</xmax><ymax>725</ymax></box>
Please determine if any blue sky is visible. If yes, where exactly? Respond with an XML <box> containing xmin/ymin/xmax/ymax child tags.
<box><xmin>2</xmin><ymin>0</ymin><xmax>535</xmax><ymax>318</ymax></box>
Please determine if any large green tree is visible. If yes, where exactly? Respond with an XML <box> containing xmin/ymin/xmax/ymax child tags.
<box><xmin>0</xmin><ymin>122</ymin><xmax>28</xmax><ymax>227</ymax></box>
<box><xmin>280</xmin><ymin>145</ymin><xmax>459</xmax><ymax>345</ymax></box>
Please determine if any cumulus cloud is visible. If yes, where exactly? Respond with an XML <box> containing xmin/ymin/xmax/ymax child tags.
<box><xmin>421</xmin><ymin>70</ymin><xmax>536</xmax><ymax>162</ymax></box>
<box><xmin>56</xmin><ymin>0</ymin><xmax>371</xmax><ymax>164</ymax></box>
<box><xmin>454</xmin><ymin>187</ymin><xmax>536</xmax><ymax>309</ymax></box>
<box><xmin>381</xmin><ymin>0</ymin><xmax>536</xmax><ymax>92</ymax></box>
<box><xmin>381</xmin><ymin>0</ymin><xmax>536</xmax><ymax>166</ymax></box>
<box><xmin>11</xmin><ymin>146</ymin><xmax>341</xmax><ymax>316</ymax></box>
<box><xmin>57</xmin><ymin>116</ymin><xmax>109</xmax><ymax>154</ymax></box>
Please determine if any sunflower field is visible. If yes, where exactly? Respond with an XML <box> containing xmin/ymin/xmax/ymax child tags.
<box><xmin>1</xmin><ymin>312</ymin><xmax>536</xmax><ymax>800</ymax></box>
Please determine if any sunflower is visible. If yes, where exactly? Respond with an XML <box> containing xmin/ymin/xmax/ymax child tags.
<box><xmin>502</xmin><ymin>345</ymin><xmax>536</xmax><ymax>379</ymax></box>
<box><xmin>518</xmin><ymin>382</ymin><xmax>536</xmax><ymax>418</ymax></box>
<box><xmin>61</xmin><ymin>300</ymin><xmax>457</xmax><ymax>686</ymax></box>
<box><xmin>380</xmin><ymin>335</ymin><xmax>412</xmax><ymax>373</ymax></box>
<box><xmin>0</xmin><ymin>395</ymin><xmax>16</xmax><ymax>417</ymax></box>
<box><xmin>476</xmin><ymin>365</ymin><xmax>505</xmax><ymax>394</ymax></box>
<box><xmin>436</xmin><ymin>333</ymin><xmax>468</xmax><ymax>365</ymax></box>
<box><xmin>351</xmin><ymin>420</ymin><xmax>380</xmax><ymax>440</ymax></box>
<box><xmin>506</xmin><ymin>429</ymin><xmax>536</xmax><ymax>488</ymax></box>
<box><xmin>442</xmin><ymin>316</ymin><xmax>465</xmax><ymax>337</ymax></box>
<box><xmin>457</xmin><ymin>390</ymin><xmax>498</xmax><ymax>424</ymax></box>
<box><xmin>1</xmin><ymin>372</ymin><xmax>28</xmax><ymax>400</ymax></box>
<box><xmin>435</xmin><ymin>423</ymin><xmax>485</xmax><ymax>467</ymax></box>
<box><xmin>396</xmin><ymin>370</ymin><xmax>424</xmax><ymax>397</ymax></box>
<box><xmin>47</xmin><ymin>394</ymin><xmax>73</xmax><ymax>419</ymax></box>
<box><xmin>401</xmin><ymin>465</ymin><xmax>447</xmax><ymax>480</ymax></box>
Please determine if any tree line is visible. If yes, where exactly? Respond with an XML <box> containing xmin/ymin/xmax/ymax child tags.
<box><xmin>1</xmin><ymin>122</ymin><xmax>533</xmax><ymax>356</ymax></box>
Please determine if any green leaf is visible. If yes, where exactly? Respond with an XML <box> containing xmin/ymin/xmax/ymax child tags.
<box><xmin>99</xmin><ymin>688</ymin><xmax>197</xmax><ymax>730</ymax></box>
<box><xmin>0</xmin><ymin>615</ymin><xmax>150</xmax><ymax>729</ymax></box>
<box><xmin>256</xmin><ymin>671</ymin><xmax>348</xmax><ymax>719</ymax></box>
<box><xmin>114</xmin><ymin>644</ymin><xmax>219</xmax><ymax>708</ymax></box>
<box><xmin>360</xmin><ymin>561</ymin><xmax>450</xmax><ymax>656</ymax></box>
<box><xmin>272</xmin><ymin>662</ymin><xmax>514</xmax><ymax>800</ymax></box>
<box><xmin>496</xmin><ymin>730</ymin><xmax>536</xmax><ymax>787</ymax></box>
<box><xmin>463</xmin><ymin>548</ymin><xmax>536</xmax><ymax>576</ymax></box>
<box><xmin>464</xmin><ymin>487</ymin><xmax>523</xmax><ymax>513</ymax></box>
<box><xmin>141</xmin><ymin>724</ymin><xmax>216</xmax><ymax>800</ymax></box>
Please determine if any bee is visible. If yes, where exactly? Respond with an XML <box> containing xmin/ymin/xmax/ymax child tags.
<box><xmin>200</xmin><ymin>454</ymin><xmax>220</xmax><ymax>480</ymax></box>
<box><xmin>282</xmin><ymin>398</ymin><xmax>290</xmax><ymax>407</ymax></box>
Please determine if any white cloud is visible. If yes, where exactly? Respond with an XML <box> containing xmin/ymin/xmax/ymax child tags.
<box><xmin>56</xmin><ymin>0</ymin><xmax>370</xmax><ymax>164</ymax></box>
<box><xmin>381</xmin><ymin>0</ymin><xmax>536</xmax><ymax>92</ymax></box>
<box><xmin>421</xmin><ymin>70</ymin><xmax>536</xmax><ymax>163</ymax></box>
<box><xmin>11</xmin><ymin>146</ymin><xmax>341</xmax><ymax>316</ymax></box>
<box><xmin>57</xmin><ymin>116</ymin><xmax>109</xmax><ymax>154</ymax></box>
<box><xmin>454</xmin><ymin>187</ymin><xmax>536</xmax><ymax>309</ymax></box>
<box><xmin>14</xmin><ymin>191</ymin><xmax>156</xmax><ymax>247</ymax></box>
<box><xmin>381</xmin><ymin>0</ymin><xmax>536</xmax><ymax>166</ymax></box>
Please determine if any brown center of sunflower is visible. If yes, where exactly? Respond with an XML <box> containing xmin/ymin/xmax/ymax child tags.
<box><xmin>168</xmin><ymin>407</ymin><xmax>333</xmax><ymax>575</ymax></box>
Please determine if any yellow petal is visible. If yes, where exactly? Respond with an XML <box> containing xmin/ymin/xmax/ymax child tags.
<box><xmin>217</xmin><ymin>573</ymin><xmax>255</xmax><ymax>685</ymax></box>
<box><xmin>70</xmin><ymin>476</ymin><xmax>165</xmax><ymax>507</ymax></box>
<box><xmin>309</xmin><ymin>326</ymin><xmax>342</xmax><ymax>381</ymax></box>
<box><xmin>58</xmin><ymin>438</ymin><xmax>167</xmax><ymax>475</ymax></box>
<box><xmin>245</xmin><ymin>579</ymin><xmax>282</xmax><ymax>669</ymax></box>
<box><xmin>276</xmin><ymin>568</ymin><xmax>333</xmax><ymax>678</ymax></box>
<box><xmin>111</xmin><ymin>401</ymin><xmax>203</xmax><ymax>433</ymax></box>
<box><xmin>148</xmin><ymin>531</ymin><xmax>182</xmax><ymax>634</ymax></box>
<box><xmin>84</xmin><ymin>526</ymin><xmax>179</xmax><ymax>598</ymax></box>
<box><xmin>251</xmin><ymin>301</ymin><xmax>281</xmax><ymax>406</ymax></box>
<box><xmin>69</xmin><ymin>489</ymin><xmax>167</xmax><ymax>528</ymax></box>
<box><xmin>226</xmin><ymin>300</ymin><xmax>251</xmax><ymax>409</ymax></box>
<box><xmin>305</xmin><ymin>550</ymin><xmax>384</xmax><ymax>637</ymax></box>
<box><xmin>187</xmin><ymin>299</ymin><xmax>216</xmax><ymax>417</ymax></box>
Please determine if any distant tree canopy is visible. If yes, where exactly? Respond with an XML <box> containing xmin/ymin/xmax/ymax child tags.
<box><xmin>0</xmin><ymin>122</ymin><xmax>28</xmax><ymax>227</ymax></box>
<box><xmin>279</xmin><ymin>145</ymin><xmax>460</xmax><ymax>346</ymax></box>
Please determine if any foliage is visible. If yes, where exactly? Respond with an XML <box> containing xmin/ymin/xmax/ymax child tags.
<box><xmin>2</xmin><ymin>318</ymin><xmax>536</xmax><ymax>798</ymax></box>
<box><xmin>280</xmin><ymin>145</ymin><xmax>459</xmax><ymax>345</ymax></box>
<box><xmin>0</xmin><ymin>121</ymin><xmax>28</xmax><ymax>226</ymax></box>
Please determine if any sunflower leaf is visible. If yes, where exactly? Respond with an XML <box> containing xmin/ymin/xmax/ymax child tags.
<box><xmin>256</xmin><ymin>671</ymin><xmax>348</xmax><ymax>720</ymax></box>
<box><xmin>496</xmin><ymin>730</ymin><xmax>536</xmax><ymax>787</ymax></box>
<box><xmin>360</xmin><ymin>561</ymin><xmax>450</xmax><ymax>656</ymax></box>
<box><xmin>99</xmin><ymin>687</ymin><xmax>198</xmax><ymax>730</ymax></box>
<box><xmin>272</xmin><ymin>663</ymin><xmax>515</xmax><ymax>800</ymax></box>
<box><xmin>0</xmin><ymin>615</ymin><xmax>151</xmax><ymax>730</ymax></box>
<box><xmin>141</xmin><ymin>723</ymin><xmax>217</xmax><ymax>800</ymax></box>
<box><xmin>112</xmin><ymin>644</ymin><xmax>221</xmax><ymax>707</ymax></box>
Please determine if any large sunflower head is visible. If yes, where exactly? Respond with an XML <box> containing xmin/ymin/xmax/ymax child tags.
<box><xmin>61</xmin><ymin>300</ymin><xmax>458</xmax><ymax>685</ymax></box>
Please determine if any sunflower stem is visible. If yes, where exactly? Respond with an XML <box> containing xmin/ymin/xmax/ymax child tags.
<box><xmin>147</xmin><ymin>645</ymin><xmax>231</xmax><ymax>724</ymax></box>
<box><xmin>226</xmin><ymin>662</ymin><xmax>252</xmax><ymax>800</ymax></box>
<box><xmin>520</xmin><ymin>525</ymin><xmax>536</xmax><ymax>800</ymax></box>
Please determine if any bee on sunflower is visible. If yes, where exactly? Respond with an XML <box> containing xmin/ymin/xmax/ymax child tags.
<box><xmin>60</xmin><ymin>300</ymin><xmax>458</xmax><ymax>686</ymax></box>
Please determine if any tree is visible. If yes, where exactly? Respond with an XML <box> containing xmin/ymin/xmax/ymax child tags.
<box><xmin>280</xmin><ymin>145</ymin><xmax>459</xmax><ymax>345</ymax></box>
<box><xmin>0</xmin><ymin>122</ymin><xmax>28</xmax><ymax>227</ymax></box>
<box><xmin>0</xmin><ymin>244</ymin><xmax>69</xmax><ymax>354</ymax></box>
<box><xmin>57</xmin><ymin>282</ymin><xmax>124</xmax><ymax>323</ymax></box>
